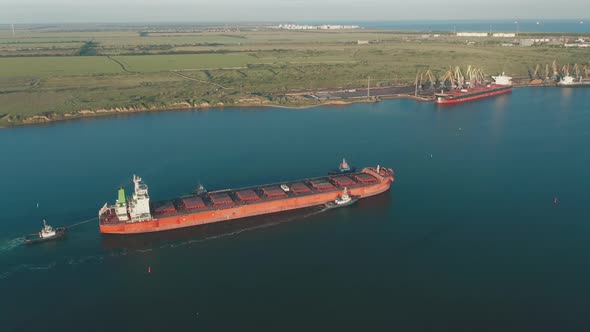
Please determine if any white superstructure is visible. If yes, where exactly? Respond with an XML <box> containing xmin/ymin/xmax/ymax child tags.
<box><xmin>559</xmin><ymin>75</ymin><xmax>576</xmax><ymax>85</ymax></box>
<box><xmin>557</xmin><ymin>75</ymin><xmax>590</xmax><ymax>86</ymax></box>
<box><xmin>128</xmin><ymin>175</ymin><xmax>152</xmax><ymax>222</ymax></box>
<box><xmin>335</xmin><ymin>187</ymin><xmax>352</xmax><ymax>205</ymax></box>
<box><xmin>105</xmin><ymin>175</ymin><xmax>152</xmax><ymax>223</ymax></box>
<box><xmin>492</xmin><ymin>73</ymin><xmax>513</xmax><ymax>86</ymax></box>
<box><xmin>40</xmin><ymin>219</ymin><xmax>56</xmax><ymax>238</ymax></box>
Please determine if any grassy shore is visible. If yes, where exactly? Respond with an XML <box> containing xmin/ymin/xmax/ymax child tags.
<box><xmin>1</xmin><ymin>25</ymin><xmax>589</xmax><ymax>127</ymax></box>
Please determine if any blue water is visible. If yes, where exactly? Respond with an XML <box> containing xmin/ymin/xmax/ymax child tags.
<box><xmin>1</xmin><ymin>87</ymin><xmax>590</xmax><ymax>331</ymax></box>
<box><xmin>300</xmin><ymin>19</ymin><xmax>590</xmax><ymax>33</ymax></box>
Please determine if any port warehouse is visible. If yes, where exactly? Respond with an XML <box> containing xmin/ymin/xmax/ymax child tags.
<box><xmin>101</xmin><ymin>172</ymin><xmax>380</xmax><ymax>222</ymax></box>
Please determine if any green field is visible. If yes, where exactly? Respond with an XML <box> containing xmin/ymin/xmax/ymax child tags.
<box><xmin>1</xmin><ymin>25</ymin><xmax>589</xmax><ymax>126</ymax></box>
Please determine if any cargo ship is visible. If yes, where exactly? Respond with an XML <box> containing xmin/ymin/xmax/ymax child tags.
<box><xmin>435</xmin><ymin>73</ymin><xmax>512</xmax><ymax>104</ymax></box>
<box><xmin>557</xmin><ymin>75</ymin><xmax>590</xmax><ymax>87</ymax></box>
<box><xmin>99</xmin><ymin>165</ymin><xmax>394</xmax><ymax>234</ymax></box>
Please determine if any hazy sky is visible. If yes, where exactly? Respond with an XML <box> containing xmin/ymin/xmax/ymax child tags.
<box><xmin>2</xmin><ymin>0</ymin><xmax>589</xmax><ymax>24</ymax></box>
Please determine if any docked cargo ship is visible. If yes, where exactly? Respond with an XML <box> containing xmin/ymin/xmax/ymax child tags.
<box><xmin>435</xmin><ymin>73</ymin><xmax>512</xmax><ymax>104</ymax></box>
<box><xmin>99</xmin><ymin>165</ymin><xmax>394</xmax><ymax>234</ymax></box>
<box><xmin>557</xmin><ymin>75</ymin><xmax>590</xmax><ymax>87</ymax></box>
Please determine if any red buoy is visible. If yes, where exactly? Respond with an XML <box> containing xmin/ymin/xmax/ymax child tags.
<box><xmin>553</xmin><ymin>198</ymin><xmax>558</xmax><ymax>205</ymax></box>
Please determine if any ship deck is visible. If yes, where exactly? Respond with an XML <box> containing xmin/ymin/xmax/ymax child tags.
<box><xmin>100</xmin><ymin>168</ymin><xmax>388</xmax><ymax>225</ymax></box>
<box><xmin>435</xmin><ymin>84</ymin><xmax>511</xmax><ymax>99</ymax></box>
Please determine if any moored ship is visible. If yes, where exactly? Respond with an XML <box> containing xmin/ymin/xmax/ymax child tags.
<box><xmin>435</xmin><ymin>73</ymin><xmax>512</xmax><ymax>104</ymax></box>
<box><xmin>557</xmin><ymin>75</ymin><xmax>590</xmax><ymax>87</ymax></box>
<box><xmin>99</xmin><ymin>165</ymin><xmax>394</xmax><ymax>234</ymax></box>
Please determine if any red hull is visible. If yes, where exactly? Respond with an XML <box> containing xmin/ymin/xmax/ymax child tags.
<box><xmin>435</xmin><ymin>85</ymin><xmax>512</xmax><ymax>104</ymax></box>
<box><xmin>100</xmin><ymin>167</ymin><xmax>394</xmax><ymax>234</ymax></box>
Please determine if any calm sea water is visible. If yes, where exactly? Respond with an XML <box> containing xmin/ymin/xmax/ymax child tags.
<box><xmin>1</xmin><ymin>87</ymin><xmax>590</xmax><ymax>331</ymax></box>
<box><xmin>301</xmin><ymin>19</ymin><xmax>590</xmax><ymax>33</ymax></box>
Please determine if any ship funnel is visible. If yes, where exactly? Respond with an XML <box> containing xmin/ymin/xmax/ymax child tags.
<box><xmin>118</xmin><ymin>187</ymin><xmax>126</xmax><ymax>205</ymax></box>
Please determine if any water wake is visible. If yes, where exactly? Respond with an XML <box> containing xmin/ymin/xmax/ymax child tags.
<box><xmin>0</xmin><ymin>216</ymin><xmax>97</xmax><ymax>255</ymax></box>
<box><xmin>1</xmin><ymin>206</ymin><xmax>331</xmax><ymax>281</ymax></box>
<box><xmin>0</xmin><ymin>237</ymin><xmax>25</xmax><ymax>253</ymax></box>
<box><xmin>161</xmin><ymin>205</ymin><xmax>330</xmax><ymax>249</ymax></box>
<box><xmin>0</xmin><ymin>262</ymin><xmax>57</xmax><ymax>280</ymax></box>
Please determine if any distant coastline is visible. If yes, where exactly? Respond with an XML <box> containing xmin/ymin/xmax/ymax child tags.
<box><xmin>298</xmin><ymin>19</ymin><xmax>590</xmax><ymax>33</ymax></box>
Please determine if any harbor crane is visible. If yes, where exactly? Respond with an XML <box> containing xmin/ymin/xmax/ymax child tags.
<box><xmin>423</xmin><ymin>69</ymin><xmax>437</xmax><ymax>90</ymax></box>
<box><xmin>454</xmin><ymin>66</ymin><xmax>465</xmax><ymax>89</ymax></box>
<box><xmin>573</xmin><ymin>63</ymin><xmax>580</xmax><ymax>78</ymax></box>
<box><xmin>562</xmin><ymin>64</ymin><xmax>570</xmax><ymax>77</ymax></box>
<box><xmin>552</xmin><ymin>60</ymin><xmax>559</xmax><ymax>79</ymax></box>
<box><xmin>439</xmin><ymin>67</ymin><xmax>455</xmax><ymax>89</ymax></box>
<box><xmin>533</xmin><ymin>64</ymin><xmax>541</xmax><ymax>79</ymax></box>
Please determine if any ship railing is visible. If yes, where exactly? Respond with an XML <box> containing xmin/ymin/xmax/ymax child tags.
<box><xmin>99</xmin><ymin>203</ymin><xmax>109</xmax><ymax>216</ymax></box>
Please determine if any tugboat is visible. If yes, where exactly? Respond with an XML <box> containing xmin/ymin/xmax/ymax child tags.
<box><xmin>328</xmin><ymin>158</ymin><xmax>357</xmax><ymax>175</ymax></box>
<box><xmin>193</xmin><ymin>183</ymin><xmax>207</xmax><ymax>195</ymax></box>
<box><xmin>24</xmin><ymin>220</ymin><xmax>67</xmax><ymax>245</ymax></box>
<box><xmin>325</xmin><ymin>187</ymin><xmax>359</xmax><ymax>209</ymax></box>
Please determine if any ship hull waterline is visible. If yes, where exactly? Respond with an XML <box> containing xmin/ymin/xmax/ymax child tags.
<box><xmin>100</xmin><ymin>176</ymin><xmax>392</xmax><ymax>234</ymax></box>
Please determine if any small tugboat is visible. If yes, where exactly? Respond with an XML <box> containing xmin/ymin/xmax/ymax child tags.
<box><xmin>325</xmin><ymin>188</ymin><xmax>359</xmax><ymax>209</ymax></box>
<box><xmin>24</xmin><ymin>220</ymin><xmax>67</xmax><ymax>245</ymax></box>
<box><xmin>328</xmin><ymin>158</ymin><xmax>357</xmax><ymax>175</ymax></box>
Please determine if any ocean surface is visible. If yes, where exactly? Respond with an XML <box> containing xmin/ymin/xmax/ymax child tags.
<box><xmin>1</xmin><ymin>87</ymin><xmax>590</xmax><ymax>331</ymax></box>
<box><xmin>301</xmin><ymin>19</ymin><xmax>590</xmax><ymax>33</ymax></box>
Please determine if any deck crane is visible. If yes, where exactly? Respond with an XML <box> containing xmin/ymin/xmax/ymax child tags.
<box><xmin>545</xmin><ymin>64</ymin><xmax>551</xmax><ymax>81</ymax></box>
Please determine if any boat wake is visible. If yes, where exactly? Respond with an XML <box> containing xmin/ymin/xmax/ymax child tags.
<box><xmin>0</xmin><ymin>237</ymin><xmax>26</xmax><ymax>253</ymax></box>
<box><xmin>0</xmin><ymin>217</ymin><xmax>97</xmax><ymax>255</ymax></box>
<box><xmin>0</xmin><ymin>262</ymin><xmax>57</xmax><ymax>280</ymax></box>
<box><xmin>161</xmin><ymin>205</ymin><xmax>330</xmax><ymax>249</ymax></box>
<box><xmin>1</xmin><ymin>207</ymin><xmax>332</xmax><ymax>281</ymax></box>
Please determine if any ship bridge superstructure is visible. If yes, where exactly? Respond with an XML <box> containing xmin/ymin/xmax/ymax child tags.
<box><xmin>99</xmin><ymin>174</ymin><xmax>152</xmax><ymax>224</ymax></box>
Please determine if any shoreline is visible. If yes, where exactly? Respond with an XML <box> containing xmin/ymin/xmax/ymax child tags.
<box><xmin>0</xmin><ymin>85</ymin><xmax>555</xmax><ymax>129</ymax></box>
<box><xmin>0</xmin><ymin>95</ymin><xmax>426</xmax><ymax>129</ymax></box>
